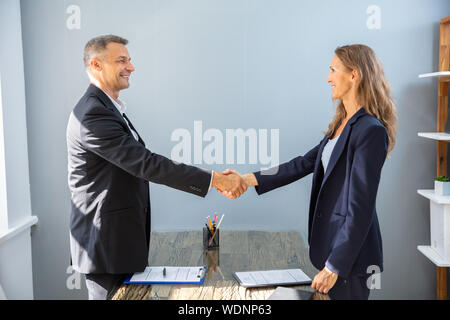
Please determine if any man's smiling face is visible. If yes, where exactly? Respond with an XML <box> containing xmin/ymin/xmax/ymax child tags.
<box><xmin>97</xmin><ymin>42</ymin><xmax>135</xmax><ymax>93</ymax></box>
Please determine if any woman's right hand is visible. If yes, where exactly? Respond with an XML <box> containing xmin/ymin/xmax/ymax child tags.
<box><xmin>222</xmin><ymin>169</ymin><xmax>258</xmax><ymax>187</ymax></box>
<box><xmin>217</xmin><ymin>169</ymin><xmax>258</xmax><ymax>199</ymax></box>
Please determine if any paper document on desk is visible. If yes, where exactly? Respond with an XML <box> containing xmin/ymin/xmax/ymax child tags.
<box><xmin>233</xmin><ymin>268</ymin><xmax>312</xmax><ymax>288</ymax></box>
<box><xmin>124</xmin><ymin>266</ymin><xmax>206</xmax><ymax>284</ymax></box>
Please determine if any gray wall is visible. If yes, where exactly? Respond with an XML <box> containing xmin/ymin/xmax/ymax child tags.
<box><xmin>20</xmin><ymin>0</ymin><xmax>450</xmax><ymax>299</ymax></box>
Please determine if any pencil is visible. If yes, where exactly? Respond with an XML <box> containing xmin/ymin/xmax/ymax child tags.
<box><xmin>206</xmin><ymin>216</ymin><xmax>213</xmax><ymax>231</ymax></box>
<box><xmin>208</xmin><ymin>219</ymin><xmax>214</xmax><ymax>232</ymax></box>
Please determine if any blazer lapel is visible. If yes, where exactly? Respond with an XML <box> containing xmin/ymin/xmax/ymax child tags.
<box><xmin>87</xmin><ymin>84</ymin><xmax>145</xmax><ymax>146</ymax></box>
<box><xmin>87</xmin><ymin>84</ymin><xmax>125</xmax><ymax>120</ymax></box>
<box><xmin>320</xmin><ymin>108</ymin><xmax>367</xmax><ymax>188</ymax></box>
<box><xmin>315</xmin><ymin>136</ymin><xmax>329</xmax><ymax>169</ymax></box>
<box><xmin>88</xmin><ymin>85</ymin><xmax>126</xmax><ymax>120</ymax></box>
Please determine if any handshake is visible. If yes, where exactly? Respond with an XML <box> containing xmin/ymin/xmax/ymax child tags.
<box><xmin>211</xmin><ymin>169</ymin><xmax>258</xmax><ymax>199</ymax></box>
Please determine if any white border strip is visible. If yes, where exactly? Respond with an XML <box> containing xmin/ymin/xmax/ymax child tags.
<box><xmin>0</xmin><ymin>74</ymin><xmax>8</xmax><ymax>230</ymax></box>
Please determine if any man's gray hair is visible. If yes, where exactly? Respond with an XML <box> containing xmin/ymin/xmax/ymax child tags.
<box><xmin>83</xmin><ymin>34</ymin><xmax>128</xmax><ymax>68</ymax></box>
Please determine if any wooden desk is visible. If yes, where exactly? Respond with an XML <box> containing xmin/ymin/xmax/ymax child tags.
<box><xmin>112</xmin><ymin>230</ymin><xmax>327</xmax><ymax>300</ymax></box>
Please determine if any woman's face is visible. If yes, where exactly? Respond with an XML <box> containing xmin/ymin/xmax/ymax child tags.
<box><xmin>327</xmin><ymin>55</ymin><xmax>355</xmax><ymax>100</ymax></box>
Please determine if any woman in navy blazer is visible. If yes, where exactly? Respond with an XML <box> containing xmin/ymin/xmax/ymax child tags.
<box><xmin>222</xmin><ymin>45</ymin><xmax>397</xmax><ymax>299</ymax></box>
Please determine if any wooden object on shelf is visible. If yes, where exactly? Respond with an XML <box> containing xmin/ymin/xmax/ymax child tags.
<box><xmin>437</xmin><ymin>17</ymin><xmax>449</xmax><ymax>175</ymax></box>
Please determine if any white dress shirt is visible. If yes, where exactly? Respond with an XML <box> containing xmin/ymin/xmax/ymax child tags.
<box><xmin>101</xmin><ymin>90</ymin><xmax>139</xmax><ymax>141</ymax></box>
<box><xmin>321</xmin><ymin>134</ymin><xmax>340</xmax><ymax>174</ymax></box>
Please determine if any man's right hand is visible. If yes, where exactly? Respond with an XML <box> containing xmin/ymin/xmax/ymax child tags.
<box><xmin>211</xmin><ymin>170</ymin><xmax>248</xmax><ymax>199</ymax></box>
<box><xmin>218</xmin><ymin>169</ymin><xmax>258</xmax><ymax>199</ymax></box>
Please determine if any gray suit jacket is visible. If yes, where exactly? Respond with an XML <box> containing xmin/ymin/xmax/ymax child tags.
<box><xmin>67</xmin><ymin>84</ymin><xmax>211</xmax><ymax>274</ymax></box>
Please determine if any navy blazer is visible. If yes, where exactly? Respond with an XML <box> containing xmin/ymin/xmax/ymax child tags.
<box><xmin>254</xmin><ymin>108</ymin><xmax>388</xmax><ymax>279</ymax></box>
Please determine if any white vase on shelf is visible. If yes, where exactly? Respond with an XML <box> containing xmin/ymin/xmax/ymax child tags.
<box><xmin>435</xmin><ymin>180</ymin><xmax>450</xmax><ymax>196</ymax></box>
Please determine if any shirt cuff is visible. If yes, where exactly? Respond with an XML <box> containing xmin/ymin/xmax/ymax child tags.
<box><xmin>208</xmin><ymin>170</ymin><xmax>214</xmax><ymax>191</ymax></box>
<box><xmin>325</xmin><ymin>261</ymin><xmax>339</xmax><ymax>276</ymax></box>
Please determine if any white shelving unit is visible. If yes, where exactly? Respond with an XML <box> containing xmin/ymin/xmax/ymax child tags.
<box><xmin>418</xmin><ymin>132</ymin><xmax>450</xmax><ymax>141</ymax></box>
<box><xmin>417</xmin><ymin>15</ymin><xmax>450</xmax><ymax>300</ymax></box>
<box><xmin>419</xmin><ymin>71</ymin><xmax>450</xmax><ymax>79</ymax></box>
<box><xmin>417</xmin><ymin>190</ymin><xmax>450</xmax><ymax>264</ymax></box>
<box><xmin>418</xmin><ymin>189</ymin><xmax>450</xmax><ymax>204</ymax></box>
<box><xmin>418</xmin><ymin>246</ymin><xmax>450</xmax><ymax>267</ymax></box>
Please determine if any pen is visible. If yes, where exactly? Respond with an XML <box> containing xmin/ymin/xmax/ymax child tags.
<box><xmin>163</xmin><ymin>267</ymin><xmax>166</xmax><ymax>277</ymax></box>
<box><xmin>215</xmin><ymin>214</ymin><xmax>224</xmax><ymax>230</ymax></box>
<box><xmin>209</xmin><ymin>214</ymin><xmax>224</xmax><ymax>246</ymax></box>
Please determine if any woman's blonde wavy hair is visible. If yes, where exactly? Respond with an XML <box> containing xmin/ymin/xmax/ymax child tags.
<box><xmin>325</xmin><ymin>44</ymin><xmax>397</xmax><ymax>156</ymax></box>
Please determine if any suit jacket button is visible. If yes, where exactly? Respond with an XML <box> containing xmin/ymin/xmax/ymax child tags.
<box><xmin>317</xmin><ymin>211</ymin><xmax>322</xmax><ymax>218</ymax></box>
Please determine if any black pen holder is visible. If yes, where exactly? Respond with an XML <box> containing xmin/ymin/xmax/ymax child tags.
<box><xmin>203</xmin><ymin>247</ymin><xmax>220</xmax><ymax>269</ymax></box>
<box><xmin>203</xmin><ymin>227</ymin><xmax>219</xmax><ymax>249</ymax></box>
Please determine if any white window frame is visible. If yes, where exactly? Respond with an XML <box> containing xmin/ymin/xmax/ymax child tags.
<box><xmin>0</xmin><ymin>74</ymin><xmax>8</xmax><ymax>231</ymax></box>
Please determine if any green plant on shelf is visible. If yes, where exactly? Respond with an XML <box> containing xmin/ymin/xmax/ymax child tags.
<box><xmin>435</xmin><ymin>176</ymin><xmax>450</xmax><ymax>182</ymax></box>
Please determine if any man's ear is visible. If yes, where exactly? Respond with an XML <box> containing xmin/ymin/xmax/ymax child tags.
<box><xmin>90</xmin><ymin>58</ymin><xmax>102</xmax><ymax>72</ymax></box>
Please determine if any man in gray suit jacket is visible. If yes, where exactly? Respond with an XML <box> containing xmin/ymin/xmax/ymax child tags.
<box><xmin>66</xmin><ymin>35</ymin><xmax>246</xmax><ymax>300</ymax></box>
